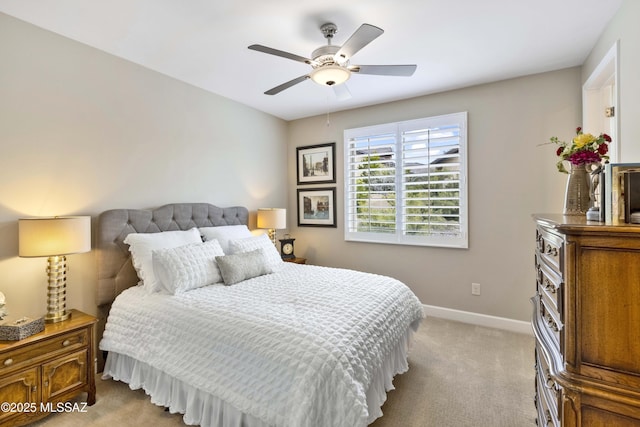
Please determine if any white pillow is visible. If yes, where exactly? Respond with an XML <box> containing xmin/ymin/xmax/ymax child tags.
<box><xmin>216</xmin><ymin>249</ymin><xmax>272</xmax><ymax>285</ymax></box>
<box><xmin>123</xmin><ymin>228</ymin><xmax>202</xmax><ymax>293</ymax></box>
<box><xmin>228</xmin><ymin>233</ymin><xmax>284</xmax><ymax>272</ymax></box>
<box><xmin>153</xmin><ymin>240</ymin><xmax>224</xmax><ymax>294</ymax></box>
<box><xmin>199</xmin><ymin>225</ymin><xmax>252</xmax><ymax>254</ymax></box>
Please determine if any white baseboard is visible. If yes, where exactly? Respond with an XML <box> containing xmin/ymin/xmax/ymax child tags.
<box><xmin>423</xmin><ymin>304</ymin><xmax>533</xmax><ymax>336</ymax></box>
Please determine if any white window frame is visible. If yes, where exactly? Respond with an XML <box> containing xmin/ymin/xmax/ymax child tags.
<box><xmin>344</xmin><ymin>112</ymin><xmax>468</xmax><ymax>248</ymax></box>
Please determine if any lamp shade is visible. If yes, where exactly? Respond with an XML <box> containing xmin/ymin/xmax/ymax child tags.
<box><xmin>257</xmin><ymin>208</ymin><xmax>286</xmax><ymax>230</ymax></box>
<box><xmin>19</xmin><ymin>216</ymin><xmax>91</xmax><ymax>257</ymax></box>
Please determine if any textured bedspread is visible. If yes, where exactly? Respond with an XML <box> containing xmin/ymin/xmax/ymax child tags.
<box><xmin>100</xmin><ymin>263</ymin><xmax>424</xmax><ymax>427</ymax></box>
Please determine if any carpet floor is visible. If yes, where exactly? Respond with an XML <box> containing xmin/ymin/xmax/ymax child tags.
<box><xmin>31</xmin><ymin>317</ymin><xmax>537</xmax><ymax>427</ymax></box>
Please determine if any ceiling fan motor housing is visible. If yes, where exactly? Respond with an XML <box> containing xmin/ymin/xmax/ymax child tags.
<box><xmin>310</xmin><ymin>26</ymin><xmax>351</xmax><ymax>87</ymax></box>
<box><xmin>311</xmin><ymin>45</ymin><xmax>340</xmax><ymax>65</ymax></box>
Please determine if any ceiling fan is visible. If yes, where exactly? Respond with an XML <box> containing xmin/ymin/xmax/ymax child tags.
<box><xmin>248</xmin><ymin>23</ymin><xmax>417</xmax><ymax>98</ymax></box>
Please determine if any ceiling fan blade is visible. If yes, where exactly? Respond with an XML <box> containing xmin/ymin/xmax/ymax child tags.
<box><xmin>349</xmin><ymin>64</ymin><xmax>417</xmax><ymax>76</ymax></box>
<box><xmin>264</xmin><ymin>75</ymin><xmax>310</xmax><ymax>95</ymax></box>
<box><xmin>333</xmin><ymin>84</ymin><xmax>352</xmax><ymax>101</ymax></box>
<box><xmin>248</xmin><ymin>44</ymin><xmax>314</xmax><ymax>65</ymax></box>
<box><xmin>334</xmin><ymin>24</ymin><xmax>384</xmax><ymax>62</ymax></box>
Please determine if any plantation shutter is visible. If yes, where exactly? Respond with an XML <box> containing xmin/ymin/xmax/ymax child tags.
<box><xmin>345</xmin><ymin>128</ymin><xmax>397</xmax><ymax>234</ymax></box>
<box><xmin>345</xmin><ymin>112</ymin><xmax>467</xmax><ymax>248</ymax></box>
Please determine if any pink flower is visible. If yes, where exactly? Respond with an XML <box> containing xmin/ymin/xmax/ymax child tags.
<box><xmin>568</xmin><ymin>150</ymin><xmax>601</xmax><ymax>165</ymax></box>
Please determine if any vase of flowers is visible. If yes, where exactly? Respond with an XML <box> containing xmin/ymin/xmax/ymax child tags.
<box><xmin>549</xmin><ymin>127</ymin><xmax>610</xmax><ymax>215</ymax></box>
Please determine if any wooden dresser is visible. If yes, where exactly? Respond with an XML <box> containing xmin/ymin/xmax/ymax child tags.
<box><xmin>533</xmin><ymin>215</ymin><xmax>640</xmax><ymax>426</ymax></box>
<box><xmin>0</xmin><ymin>309</ymin><xmax>96</xmax><ymax>427</ymax></box>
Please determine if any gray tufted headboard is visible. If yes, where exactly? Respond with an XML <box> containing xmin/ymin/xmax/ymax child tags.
<box><xmin>97</xmin><ymin>203</ymin><xmax>249</xmax><ymax>306</ymax></box>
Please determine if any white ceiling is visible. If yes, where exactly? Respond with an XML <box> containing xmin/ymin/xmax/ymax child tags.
<box><xmin>0</xmin><ymin>1</ymin><xmax>622</xmax><ymax>121</ymax></box>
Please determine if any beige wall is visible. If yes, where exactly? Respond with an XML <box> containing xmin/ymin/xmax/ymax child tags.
<box><xmin>582</xmin><ymin>0</ymin><xmax>640</xmax><ymax>161</ymax></box>
<box><xmin>0</xmin><ymin>13</ymin><xmax>288</xmax><ymax>319</ymax></box>
<box><xmin>0</xmin><ymin>9</ymin><xmax>596</xmax><ymax>325</ymax></box>
<box><xmin>288</xmin><ymin>68</ymin><xmax>581</xmax><ymax>322</ymax></box>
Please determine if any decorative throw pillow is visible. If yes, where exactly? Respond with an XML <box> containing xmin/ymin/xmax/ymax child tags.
<box><xmin>123</xmin><ymin>228</ymin><xmax>202</xmax><ymax>293</ymax></box>
<box><xmin>199</xmin><ymin>225</ymin><xmax>253</xmax><ymax>254</ymax></box>
<box><xmin>215</xmin><ymin>249</ymin><xmax>272</xmax><ymax>285</ymax></box>
<box><xmin>153</xmin><ymin>240</ymin><xmax>225</xmax><ymax>294</ymax></box>
<box><xmin>228</xmin><ymin>233</ymin><xmax>284</xmax><ymax>271</ymax></box>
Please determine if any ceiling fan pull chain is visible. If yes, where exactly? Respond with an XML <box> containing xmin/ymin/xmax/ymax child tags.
<box><xmin>326</xmin><ymin>95</ymin><xmax>331</xmax><ymax>127</ymax></box>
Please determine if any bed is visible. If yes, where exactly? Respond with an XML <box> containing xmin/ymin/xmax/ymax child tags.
<box><xmin>97</xmin><ymin>203</ymin><xmax>424</xmax><ymax>427</ymax></box>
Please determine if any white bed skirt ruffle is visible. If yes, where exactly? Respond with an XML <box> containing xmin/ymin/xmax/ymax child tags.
<box><xmin>102</xmin><ymin>319</ymin><xmax>420</xmax><ymax>427</ymax></box>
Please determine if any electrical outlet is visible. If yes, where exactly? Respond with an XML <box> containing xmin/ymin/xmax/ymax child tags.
<box><xmin>471</xmin><ymin>282</ymin><xmax>481</xmax><ymax>296</ymax></box>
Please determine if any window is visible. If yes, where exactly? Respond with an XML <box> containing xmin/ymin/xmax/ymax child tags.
<box><xmin>344</xmin><ymin>112</ymin><xmax>467</xmax><ymax>248</ymax></box>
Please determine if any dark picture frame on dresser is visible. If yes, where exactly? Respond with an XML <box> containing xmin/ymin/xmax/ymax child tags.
<box><xmin>532</xmin><ymin>214</ymin><xmax>640</xmax><ymax>426</ymax></box>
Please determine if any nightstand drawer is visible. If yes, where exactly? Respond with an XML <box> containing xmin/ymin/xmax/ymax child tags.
<box><xmin>0</xmin><ymin>329</ymin><xmax>88</xmax><ymax>375</ymax></box>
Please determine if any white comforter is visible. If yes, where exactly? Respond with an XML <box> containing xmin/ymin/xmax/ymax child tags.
<box><xmin>100</xmin><ymin>263</ymin><xmax>424</xmax><ymax>427</ymax></box>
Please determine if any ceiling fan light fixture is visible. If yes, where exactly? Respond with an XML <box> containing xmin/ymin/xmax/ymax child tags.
<box><xmin>310</xmin><ymin>65</ymin><xmax>351</xmax><ymax>87</ymax></box>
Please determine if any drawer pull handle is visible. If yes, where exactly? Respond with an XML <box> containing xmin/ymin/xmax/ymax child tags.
<box><xmin>545</xmin><ymin>245</ymin><xmax>558</xmax><ymax>257</ymax></box>
<box><xmin>545</xmin><ymin>410</ymin><xmax>553</xmax><ymax>425</ymax></box>
<box><xmin>3</xmin><ymin>358</ymin><xmax>13</xmax><ymax>366</ymax></box>
<box><xmin>544</xmin><ymin>370</ymin><xmax>555</xmax><ymax>389</ymax></box>
<box><xmin>542</xmin><ymin>278</ymin><xmax>556</xmax><ymax>294</ymax></box>
<box><xmin>62</xmin><ymin>339</ymin><xmax>71</xmax><ymax>347</ymax></box>
<box><xmin>31</xmin><ymin>386</ymin><xmax>37</xmax><ymax>392</ymax></box>
<box><xmin>546</xmin><ymin>315</ymin><xmax>559</xmax><ymax>332</ymax></box>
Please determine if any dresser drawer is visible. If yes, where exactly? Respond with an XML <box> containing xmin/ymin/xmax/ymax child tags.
<box><xmin>534</xmin><ymin>293</ymin><xmax>563</xmax><ymax>350</ymax></box>
<box><xmin>535</xmin><ymin>345</ymin><xmax>560</xmax><ymax>422</ymax></box>
<box><xmin>536</xmin><ymin>226</ymin><xmax>564</xmax><ymax>277</ymax></box>
<box><xmin>536</xmin><ymin>371</ymin><xmax>560</xmax><ymax>427</ymax></box>
<box><xmin>0</xmin><ymin>329</ymin><xmax>88</xmax><ymax>375</ymax></box>
<box><xmin>536</xmin><ymin>258</ymin><xmax>563</xmax><ymax>315</ymax></box>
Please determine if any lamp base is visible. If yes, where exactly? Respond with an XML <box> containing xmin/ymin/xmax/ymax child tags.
<box><xmin>45</xmin><ymin>255</ymin><xmax>71</xmax><ymax>324</ymax></box>
<box><xmin>44</xmin><ymin>311</ymin><xmax>71</xmax><ymax>324</ymax></box>
<box><xmin>267</xmin><ymin>229</ymin><xmax>277</xmax><ymax>246</ymax></box>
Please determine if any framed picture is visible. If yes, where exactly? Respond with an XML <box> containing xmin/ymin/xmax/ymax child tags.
<box><xmin>297</xmin><ymin>188</ymin><xmax>337</xmax><ymax>227</ymax></box>
<box><xmin>297</xmin><ymin>143</ymin><xmax>336</xmax><ymax>185</ymax></box>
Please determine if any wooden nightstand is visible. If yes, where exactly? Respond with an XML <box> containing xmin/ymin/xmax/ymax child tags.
<box><xmin>283</xmin><ymin>257</ymin><xmax>307</xmax><ymax>264</ymax></box>
<box><xmin>0</xmin><ymin>309</ymin><xmax>97</xmax><ymax>427</ymax></box>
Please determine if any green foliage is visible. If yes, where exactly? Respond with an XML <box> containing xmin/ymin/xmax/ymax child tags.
<box><xmin>355</xmin><ymin>155</ymin><xmax>460</xmax><ymax>235</ymax></box>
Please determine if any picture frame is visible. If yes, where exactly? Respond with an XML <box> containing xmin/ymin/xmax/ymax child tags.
<box><xmin>297</xmin><ymin>188</ymin><xmax>337</xmax><ymax>227</ymax></box>
<box><xmin>296</xmin><ymin>143</ymin><xmax>336</xmax><ymax>185</ymax></box>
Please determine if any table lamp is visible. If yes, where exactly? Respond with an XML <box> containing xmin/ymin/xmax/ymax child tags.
<box><xmin>257</xmin><ymin>208</ymin><xmax>286</xmax><ymax>245</ymax></box>
<box><xmin>18</xmin><ymin>216</ymin><xmax>91</xmax><ymax>323</ymax></box>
